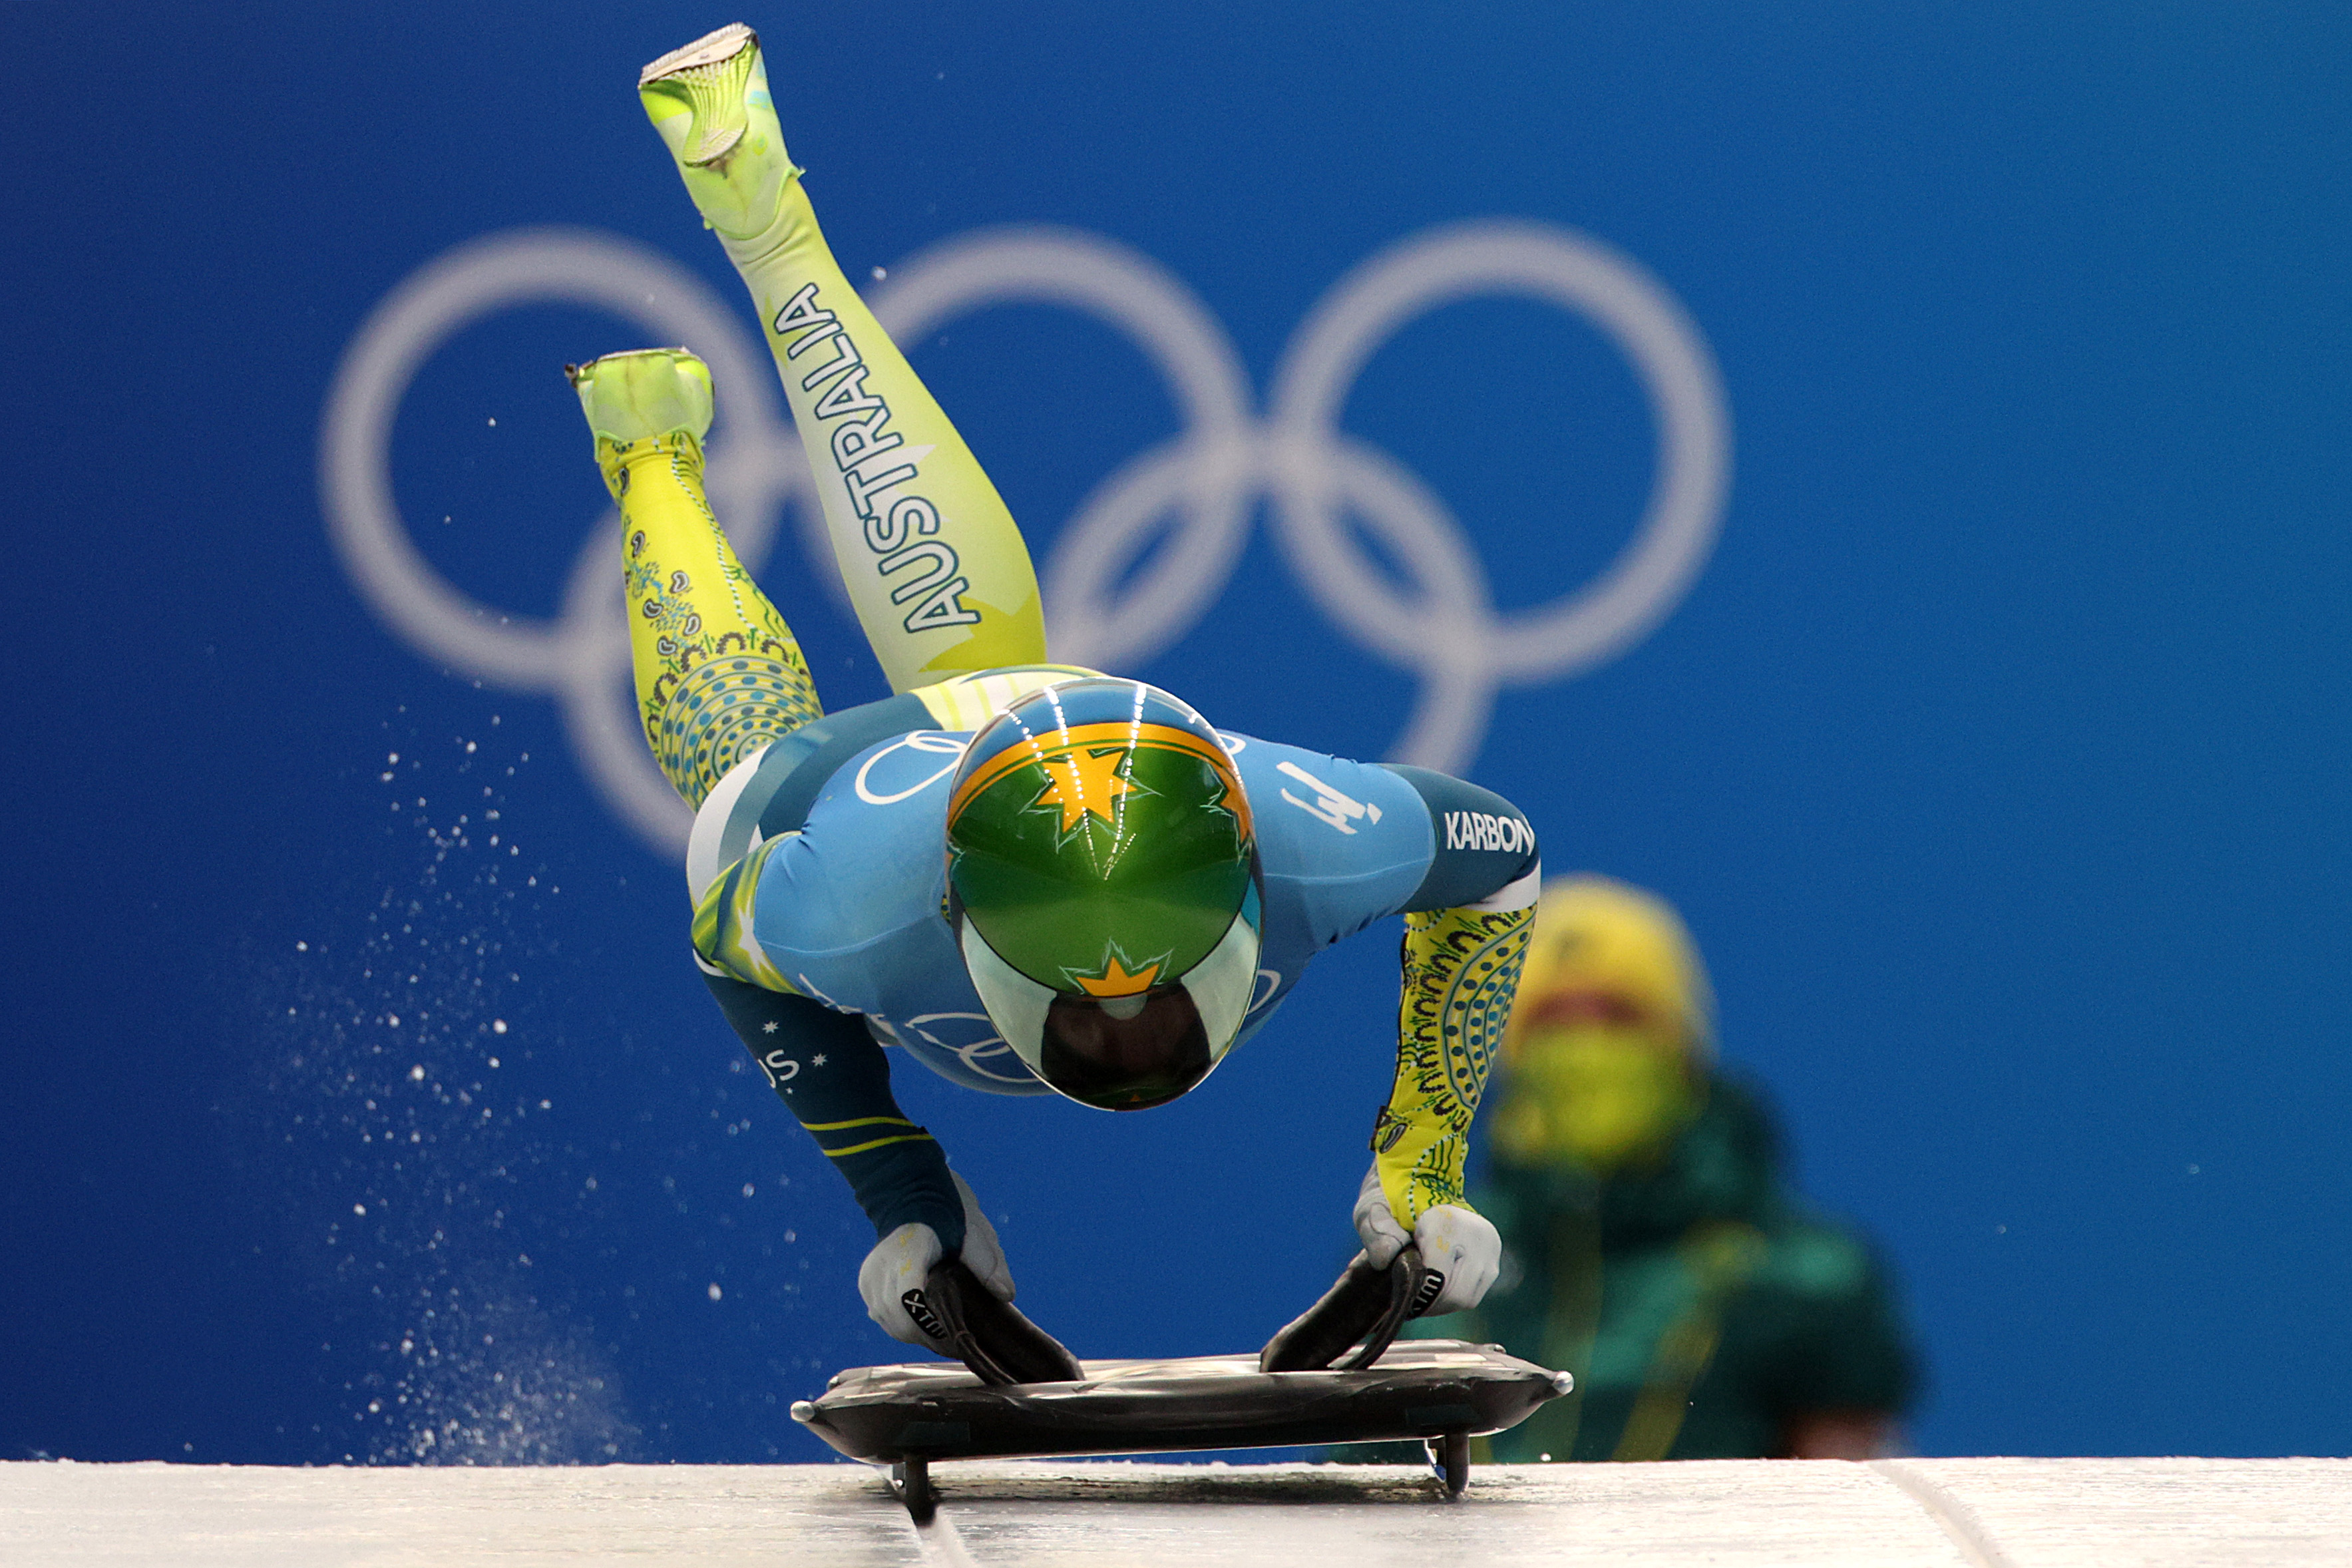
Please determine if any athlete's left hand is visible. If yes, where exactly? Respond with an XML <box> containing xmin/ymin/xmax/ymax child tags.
<box><xmin>1352</xmin><ymin>1165</ymin><xmax>1501</xmax><ymax>1315</ymax></box>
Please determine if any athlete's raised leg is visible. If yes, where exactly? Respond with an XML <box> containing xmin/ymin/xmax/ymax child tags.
<box><xmin>568</xmin><ymin>347</ymin><xmax>821</xmax><ymax>809</ymax></box>
<box><xmin>640</xmin><ymin>24</ymin><xmax>1048</xmax><ymax>691</ymax></box>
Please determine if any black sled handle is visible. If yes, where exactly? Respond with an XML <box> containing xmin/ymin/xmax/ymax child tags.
<box><xmin>906</xmin><ymin>1257</ymin><xmax>1085</xmax><ymax>1386</ymax></box>
<box><xmin>1258</xmin><ymin>1245</ymin><xmax>1441</xmax><ymax>1373</ymax></box>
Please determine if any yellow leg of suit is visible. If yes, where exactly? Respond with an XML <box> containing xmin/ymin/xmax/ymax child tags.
<box><xmin>575</xmin><ymin>30</ymin><xmax>1059</xmax><ymax>815</ymax></box>
<box><xmin>572</xmin><ymin>349</ymin><xmax>824</xmax><ymax>811</ymax></box>
<box><xmin>725</xmin><ymin>175</ymin><xmax>1049</xmax><ymax>689</ymax></box>
<box><xmin>641</xmin><ymin>26</ymin><xmax>1050</xmax><ymax>691</ymax></box>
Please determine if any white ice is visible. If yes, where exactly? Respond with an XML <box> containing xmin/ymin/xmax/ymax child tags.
<box><xmin>3</xmin><ymin>1457</ymin><xmax>2350</xmax><ymax>1566</ymax></box>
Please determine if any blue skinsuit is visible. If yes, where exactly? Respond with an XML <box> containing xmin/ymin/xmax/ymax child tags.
<box><xmin>691</xmin><ymin>689</ymin><xmax>1537</xmax><ymax>1257</ymax></box>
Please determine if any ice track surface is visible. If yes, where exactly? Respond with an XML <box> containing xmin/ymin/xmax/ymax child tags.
<box><xmin>6</xmin><ymin>1457</ymin><xmax>2351</xmax><ymax>1566</ymax></box>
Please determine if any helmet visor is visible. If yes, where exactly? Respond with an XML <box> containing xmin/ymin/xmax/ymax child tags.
<box><xmin>958</xmin><ymin>886</ymin><xmax>1262</xmax><ymax>1111</ymax></box>
<box><xmin>1038</xmin><ymin>989</ymin><xmax>1213</xmax><ymax>1111</ymax></box>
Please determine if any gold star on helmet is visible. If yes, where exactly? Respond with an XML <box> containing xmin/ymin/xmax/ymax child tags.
<box><xmin>1031</xmin><ymin>745</ymin><xmax>1134</xmax><ymax>833</ymax></box>
<box><xmin>1070</xmin><ymin>950</ymin><xmax>1167</xmax><ymax>998</ymax></box>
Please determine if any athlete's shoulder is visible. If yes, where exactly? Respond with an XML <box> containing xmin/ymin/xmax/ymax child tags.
<box><xmin>722</xmin><ymin>723</ymin><xmax>958</xmax><ymax>985</ymax></box>
<box><xmin>1224</xmin><ymin>733</ymin><xmax>1432</xmax><ymax>945</ymax></box>
<box><xmin>1224</xmin><ymin>734</ymin><xmax>1417</xmax><ymax>846</ymax></box>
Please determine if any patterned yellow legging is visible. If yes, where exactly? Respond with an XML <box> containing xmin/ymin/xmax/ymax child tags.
<box><xmin>579</xmin><ymin>168</ymin><xmax>1049</xmax><ymax>810</ymax></box>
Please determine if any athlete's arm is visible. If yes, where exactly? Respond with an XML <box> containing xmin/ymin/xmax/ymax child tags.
<box><xmin>1360</xmin><ymin>765</ymin><xmax>1541</xmax><ymax>1310</ymax></box>
<box><xmin>685</xmin><ymin>699</ymin><xmax>988</xmax><ymax>1319</ymax></box>
<box><xmin>699</xmin><ymin>971</ymin><xmax>966</xmax><ymax>1250</ymax></box>
<box><xmin>687</xmin><ymin>705</ymin><xmax>964</xmax><ymax>1229</ymax></box>
<box><xmin>702</xmin><ymin>966</ymin><xmax>1022</xmax><ymax>1347</ymax></box>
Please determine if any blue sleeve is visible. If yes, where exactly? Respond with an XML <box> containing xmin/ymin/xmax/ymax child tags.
<box><xmin>700</xmin><ymin>970</ymin><xmax>965</xmax><ymax>1251</ymax></box>
<box><xmin>1377</xmin><ymin>764</ymin><xmax>1540</xmax><ymax>911</ymax></box>
<box><xmin>1237</xmin><ymin>737</ymin><xmax>1433</xmax><ymax>954</ymax></box>
<box><xmin>737</xmin><ymin>731</ymin><xmax>968</xmax><ymax>1015</ymax></box>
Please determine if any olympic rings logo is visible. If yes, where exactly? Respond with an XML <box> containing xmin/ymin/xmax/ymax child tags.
<box><xmin>320</xmin><ymin>220</ymin><xmax>1730</xmax><ymax>856</ymax></box>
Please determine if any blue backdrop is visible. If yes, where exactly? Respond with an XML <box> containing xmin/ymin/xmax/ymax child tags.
<box><xmin>4</xmin><ymin>1</ymin><xmax>2347</xmax><ymax>1465</ymax></box>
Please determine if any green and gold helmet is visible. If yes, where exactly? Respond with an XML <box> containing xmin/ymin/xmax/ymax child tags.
<box><xmin>946</xmin><ymin>678</ymin><xmax>1261</xmax><ymax>1111</ymax></box>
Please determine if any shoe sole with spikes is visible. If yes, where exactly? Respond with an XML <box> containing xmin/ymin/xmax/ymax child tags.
<box><xmin>638</xmin><ymin>23</ymin><xmax>793</xmax><ymax>244</ymax></box>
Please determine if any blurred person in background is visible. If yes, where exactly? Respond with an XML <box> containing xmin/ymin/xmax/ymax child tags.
<box><xmin>1348</xmin><ymin>875</ymin><xmax>1917</xmax><ymax>1462</ymax></box>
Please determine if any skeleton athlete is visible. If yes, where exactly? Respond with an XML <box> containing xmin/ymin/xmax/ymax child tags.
<box><xmin>567</xmin><ymin>23</ymin><xmax>1540</xmax><ymax>1362</ymax></box>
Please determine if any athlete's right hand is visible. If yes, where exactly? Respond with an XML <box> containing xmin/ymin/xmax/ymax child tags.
<box><xmin>857</xmin><ymin>1172</ymin><xmax>1014</xmax><ymax>1347</ymax></box>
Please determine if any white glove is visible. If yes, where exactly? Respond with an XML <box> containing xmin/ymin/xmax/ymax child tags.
<box><xmin>1352</xmin><ymin>1163</ymin><xmax>1414</xmax><ymax>1268</ymax></box>
<box><xmin>857</xmin><ymin>1172</ymin><xmax>1014</xmax><ymax>1347</ymax></box>
<box><xmin>1351</xmin><ymin>1163</ymin><xmax>1501</xmax><ymax>1316</ymax></box>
